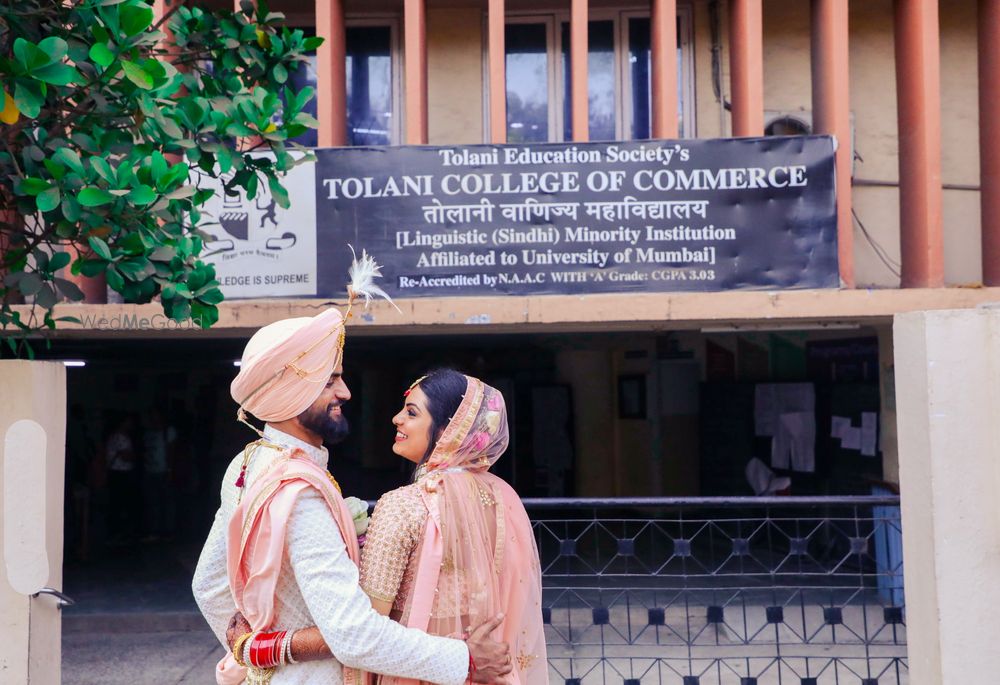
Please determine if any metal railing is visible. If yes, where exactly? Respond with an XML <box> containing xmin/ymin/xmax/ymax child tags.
<box><xmin>521</xmin><ymin>496</ymin><xmax>906</xmax><ymax>685</ymax></box>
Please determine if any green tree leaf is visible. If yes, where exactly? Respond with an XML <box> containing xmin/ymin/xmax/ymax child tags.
<box><xmin>78</xmin><ymin>186</ymin><xmax>114</xmax><ymax>206</ymax></box>
<box><xmin>170</xmin><ymin>299</ymin><xmax>192</xmax><ymax>322</ymax></box>
<box><xmin>19</xmin><ymin>272</ymin><xmax>43</xmax><ymax>296</ymax></box>
<box><xmin>150</xmin><ymin>151</ymin><xmax>168</xmax><ymax>183</ymax></box>
<box><xmin>105</xmin><ymin>266</ymin><xmax>125</xmax><ymax>291</ymax></box>
<box><xmin>88</xmin><ymin>43</ymin><xmax>116</xmax><ymax>68</ymax></box>
<box><xmin>13</xmin><ymin>79</ymin><xmax>45</xmax><ymax>118</ymax></box>
<box><xmin>128</xmin><ymin>184</ymin><xmax>157</xmax><ymax>205</ymax></box>
<box><xmin>38</xmin><ymin>37</ymin><xmax>69</xmax><ymax>63</ymax></box>
<box><xmin>267</xmin><ymin>175</ymin><xmax>290</xmax><ymax>209</ymax></box>
<box><xmin>191</xmin><ymin>300</ymin><xmax>219</xmax><ymax>327</ymax></box>
<box><xmin>120</xmin><ymin>3</ymin><xmax>154</xmax><ymax>37</ymax></box>
<box><xmin>36</xmin><ymin>186</ymin><xmax>61</xmax><ymax>212</ymax></box>
<box><xmin>121</xmin><ymin>60</ymin><xmax>153</xmax><ymax>89</ymax></box>
<box><xmin>118</xmin><ymin>257</ymin><xmax>154</xmax><ymax>280</ymax></box>
<box><xmin>49</xmin><ymin>252</ymin><xmax>71</xmax><ymax>272</ymax></box>
<box><xmin>88</xmin><ymin>235</ymin><xmax>113</xmax><ymax>260</ymax></box>
<box><xmin>54</xmin><ymin>277</ymin><xmax>85</xmax><ymax>302</ymax></box>
<box><xmin>13</xmin><ymin>38</ymin><xmax>49</xmax><ymax>71</ymax></box>
<box><xmin>33</xmin><ymin>63</ymin><xmax>84</xmax><ymax>86</ymax></box>
<box><xmin>53</xmin><ymin>148</ymin><xmax>85</xmax><ymax>176</ymax></box>
<box><xmin>17</xmin><ymin>177</ymin><xmax>51</xmax><ymax>196</ymax></box>
<box><xmin>61</xmin><ymin>196</ymin><xmax>82</xmax><ymax>222</ymax></box>
<box><xmin>35</xmin><ymin>284</ymin><xmax>57</xmax><ymax>309</ymax></box>
<box><xmin>79</xmin><ymin>259</ymin><xmax>106</xmax><ymax>277</ymax></box>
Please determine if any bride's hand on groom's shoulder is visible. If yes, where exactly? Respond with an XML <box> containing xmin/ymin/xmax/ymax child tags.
<box><xmin>466</xmin><ymin>614</ymin><xmax>513</xmax><ymax>684</ymax></box>
<box><xmin>226</xmin><ymin>611</ymin><xmax>252</xmax><ymax>649</ymax></box>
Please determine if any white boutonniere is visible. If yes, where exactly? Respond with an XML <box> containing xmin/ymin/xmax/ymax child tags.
<box><xmin>344</xmin><ymin>496</ymin><xmax>370</xmax><ymax>546</ymax></box>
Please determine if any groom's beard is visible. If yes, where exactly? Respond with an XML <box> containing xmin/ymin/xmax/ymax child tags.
<box><xmin>299</xmin><ymin>401</ymin><xmax>350</xmax><ymax>445</ymax></box>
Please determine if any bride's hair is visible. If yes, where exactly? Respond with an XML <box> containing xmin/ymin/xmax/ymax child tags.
<box><xmin>413</xmin><ymin>368</ymin><xmax>466</xmax><ymax>468</ymax></box>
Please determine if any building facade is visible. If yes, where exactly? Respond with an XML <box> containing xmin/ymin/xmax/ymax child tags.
<box><xmin>6</xmin><ymin>2</ymin><xmax>1000</xmax><ymax>683</ymax></box>
<box><xmin>39</xmin><ymin>0</ymin><xmax>998</xmax><ymax>503</ymax></box>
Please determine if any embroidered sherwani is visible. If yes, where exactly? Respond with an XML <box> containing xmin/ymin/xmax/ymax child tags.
<box><xmin>192</xmin><ymin>426</ymin><xmax>470</xmax><ymax>685</ymax></box>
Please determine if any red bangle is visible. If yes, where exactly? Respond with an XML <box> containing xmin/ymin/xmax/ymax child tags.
<box><xmin>249</xmin><ymin>633</ymin><xmax>263</xmax><ymax>667</ymax></box>
<box><xmin>250</xmin><ymin>631</ymin><xmax>284</xmax><ymax>669</ymax></box>
<box><xmin>273</xmin><ymin>631</ymin><xmax>286</xmax><ymax>667</ymax></box>
<box><xmin>468</xmin><ymin>648</ymin><xmax>477</xmax><ymax>679</ymax></box>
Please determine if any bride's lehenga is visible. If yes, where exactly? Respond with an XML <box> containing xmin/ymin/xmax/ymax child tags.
<box><xmin>360</xmin><ymin>377</ymin><xmax>547</xmax><ymax>685</ymax></box>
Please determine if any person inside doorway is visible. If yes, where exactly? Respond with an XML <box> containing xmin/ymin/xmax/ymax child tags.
<box><xmin>141</xmin><ymin>408</ymin><xmax>177</xmax><ymax>541</ymax></box>
<box><xmin>105</xmin><ymin>414</ymin><xmax>139</xmax><ymax>544</ymax></box>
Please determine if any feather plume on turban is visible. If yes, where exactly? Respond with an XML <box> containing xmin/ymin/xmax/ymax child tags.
<box><xmin>230</xmin><ymin>308</ymin><xmax>346</xmax><ymax>423</ymax></box>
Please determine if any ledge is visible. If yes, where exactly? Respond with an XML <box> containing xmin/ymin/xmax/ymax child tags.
<box><xmin>16</xmin><ymin>286</ymin><xmax>1000</xmax><ymax>338</ymax></box>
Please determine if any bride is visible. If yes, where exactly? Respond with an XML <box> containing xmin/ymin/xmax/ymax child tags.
<box><xmin>229</xmin><ymin>369</ymin><xmax>547</xmax><ymax>684</ymax></box>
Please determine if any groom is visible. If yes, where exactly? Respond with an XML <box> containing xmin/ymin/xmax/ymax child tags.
<box><xmin>192</xmin><ymin>309</ymin><xmax>511</xmax><ymax>684</ymax></box>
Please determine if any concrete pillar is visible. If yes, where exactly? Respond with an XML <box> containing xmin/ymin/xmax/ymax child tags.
<box><xmin>403</xmin><ymin>0</ymin><xmax>429</xmax><ymax>144</ymax></box>
<box><xmin>487</xmin><ymin>0</ymin><xmax>507</xmax><ymax>143</ymax></box>
<box><xmin>0</xmin><ymin>361</ymin><xmax>67</xmax><ymax>683</ymax></box>
<box><xmin>316</xmin><ymin>0</ymin><xmax>347</xmax><ymax>146</ymax></box>
<box><xmin>894</xmin><ymin>308</ymin><xmax>1000</xmax><ymax>683</ymax></box>
<box><xmin>811</xmin><ymin>0</ymin><xmax>854</xmax><ymax>288</ymax></box>
<box><xmin>894</xmin><ymin>0</ymin><xmax>944</xmax><ymax>288</ymax></box>
<box><xmin>728</xmin><ymin>0</ymin><xmax>764</xmax><ymax>136</ymax></box>
<box><xmin>650</xmin><ymin>0</ymin><xmax>679</xmax><ymax>139</ymax></box>
<box><xmin>570</xmin><ymin>0</ymin><xmax>589</xmax><ymax>142</ymax></box>
<box><xmin>876</xmin><ymin>324</ymin><xmax>899</xmax><ymax>485</ymax></box>
<box><xmin>980</xmin><ymin>0</ymin><xmax>1000</xmax><ymax>285</ymax></box>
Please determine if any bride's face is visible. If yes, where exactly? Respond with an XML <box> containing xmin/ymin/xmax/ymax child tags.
<box><xmin>392</xmin><ymin>385</ymin><xmax>433</xmax><ymax>463</ymax></box>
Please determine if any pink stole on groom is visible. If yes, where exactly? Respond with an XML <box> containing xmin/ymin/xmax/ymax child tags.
<box><xmin>215</xmin><ymin>449</ymin><xmax>362</xmax><ymax>685</ymax></box>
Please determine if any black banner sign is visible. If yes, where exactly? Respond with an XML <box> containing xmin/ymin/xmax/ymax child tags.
<box><xmin>313</xmin><ymin>137</ymin><xmax>838</xmax><ymax>297</ymax></box>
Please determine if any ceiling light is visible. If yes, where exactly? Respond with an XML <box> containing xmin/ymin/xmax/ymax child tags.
<box><xmin>700</xmin><ymin>323</ymin><xmax>863</xmax><ymax>334</ymax></box>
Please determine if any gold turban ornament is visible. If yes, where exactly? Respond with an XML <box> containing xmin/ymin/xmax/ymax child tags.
<box><xmin>230</xmin><ymin>247</ymin><xmax>398</xmax><ymax>435</ymax></box>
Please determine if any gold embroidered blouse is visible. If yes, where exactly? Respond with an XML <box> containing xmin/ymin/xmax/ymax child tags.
<box><xmin>359</xmin><ymin>484</ymin><xmax>428</xmax><ymax>617</ymax></box>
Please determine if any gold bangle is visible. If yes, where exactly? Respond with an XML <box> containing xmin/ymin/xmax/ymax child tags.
<box><xmin>232</xmin><ymin>631</ymin><xmax>254</xmax><ymax>667</ymax></box>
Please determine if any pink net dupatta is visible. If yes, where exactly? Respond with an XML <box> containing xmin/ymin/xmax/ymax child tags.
<box><xmin>215</xmin><ymin>450</ymin><xmax>362</xmax><ymax>685</ymax></box>
<box><xmin>385</xmin><ymin>377</ymin><xmax>548</xmax><ymax>685</ymax></box>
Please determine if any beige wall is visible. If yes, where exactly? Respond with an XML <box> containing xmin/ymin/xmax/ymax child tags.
<box><xmin>895</xmin><ymin>308</ymin><xmax>1000</xmax><ymax>683</ymax></box>
<box><xmin>0</xmin><ymin>361</ymin><xmax>66</xmax><ymax>684</ymax></box>
<box><xmin>427</xmin><ymin>7</ymin><xmax>484</xmax><ymax>145</ymax></box>
<box><xmin>939</xmin><ymin>0</ymin><xmax>982</xmax><ymax>284</ymax></box>
<box><xmin>692</xmin><ymin>1</ymin><xmax>724</xmax><ymax>138</ymax></box>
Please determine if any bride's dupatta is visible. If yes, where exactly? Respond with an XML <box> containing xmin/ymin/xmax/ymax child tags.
<box><xmin>387</xmin><ymin>377</ymin><xmax>547</xmax><ymax>685</ymax></box>
<box><xmin>215</xmin><ymin>449</ymin><xmax>363</xmax><ymax>685</ymax></box>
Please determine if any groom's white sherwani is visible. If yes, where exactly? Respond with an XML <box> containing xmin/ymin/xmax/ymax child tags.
<box><xmin>192</xmin><ymin>426</ymin><xmax>470</xmax><ymax>685</ymax></box>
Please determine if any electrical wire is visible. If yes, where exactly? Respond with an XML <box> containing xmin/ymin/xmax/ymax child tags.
<box><xmin>851</xmin><ymin>206</ymin><xmax>901</xmax><ymax>279</ymax></box>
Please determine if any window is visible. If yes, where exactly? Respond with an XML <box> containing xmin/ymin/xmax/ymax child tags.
<box><xmin>287</xmin><ymin>21</ymin><xmax>400</xmax><ymax>147</ymax></box>
<box><xmin>561</xmin><ymin>20</ymin><xmax>616</xmax><ymax>141</ymax></box>
<box><xmin>346</xmin><ymin>25</ymin><xmax>396</xmax><ymax>145</ymax></box>
<box><xmin>498</xmin><ymin>7</ymin><xmax>694</xmax><ymax>142</ymax></box>
<box><xmin>505</xmin><ymin>22</ymin><xmax>552</xmax><ymax>143</ymax></box>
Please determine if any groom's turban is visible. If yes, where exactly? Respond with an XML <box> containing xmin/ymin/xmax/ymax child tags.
<box><xmin>230</xmin><ymin>308</ymin><xmax>346</xmax><ymax>423</ymax></box>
